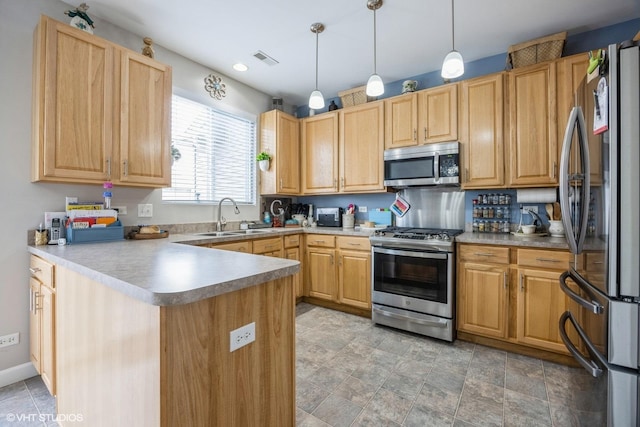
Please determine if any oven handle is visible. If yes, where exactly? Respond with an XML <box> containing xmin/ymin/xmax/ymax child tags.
<box><xmin>558</xmin><ymin>310</ymin><xmax>606</xmax><ymax>377</ymax></box>
<box><xmin>372</xmin><ymin>307</ymin><xmax>448</xmax><ymax>328</ymax></box>
<box><xmin>559</xmin><ymin>269</ymin><xmax>604</xmax><ymax>314</ymax></box>
<box><xmin>372</xmin><ymin>246</ymin><xmax>448</xmax><ymax>260</ymax></box>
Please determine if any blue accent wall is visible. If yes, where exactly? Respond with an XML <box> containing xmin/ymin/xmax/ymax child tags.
<box><xmin>296</xmin><ymin>18</ymin><xmax>640</xmax><ymax>118</ymax></box>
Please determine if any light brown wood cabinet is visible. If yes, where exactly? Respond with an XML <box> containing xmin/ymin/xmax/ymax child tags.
<box><xmin>460</xmin><ymin>73</ymin><xmax>506</xmax><ymax>188</ymax></box>
<box><xmin>31</xmin><ymin>15</ymin><xmax>171</xmax><ymax>187</ymax></box>
<box><xmin>304</xmin><ymin>235</ymin><xmax>371</xmax><ymax>311</ymax></box>
<box><xmin>384</xmin><ymin>84</ymin><xmax>458</xmax><ymax>149</ymax></box>
<box><xmin>508</xmin><ymin>61</ymin><xmax>559</xmax><ymax>187</ymax></box>
<box><xmin>339</xmin><ymin>101</ymin><xmax>385</xmax><ymax>192</ymax></box>
<box><xmin>259</xmin><ymin>110</ymin><xmax>300</xmax><ymax>195</ymax></box>
<box><xmin>556</xmin><ymin>53</ymin><xmax>603</xmax><ymax>186</ymax></box>
<box><xmin>458</xmin><ymin>244</ymin><xmax>580</xmax><ymax>356</ymax></box>
<box><xmin>29</xmin><ymin>255</ymin><xmax>55</xmax><ymax>395</ymax></box>
<box><xmin>301</xmin><ymin>112</ymin><xmax>339</xmax><ymax>194</ymax></box>
<box><xmin>252</xmin><ymin>236</ymin><xmax>283</xmax><ymax>258</ymax></box>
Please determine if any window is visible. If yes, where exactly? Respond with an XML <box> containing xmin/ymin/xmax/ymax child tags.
<box><xmin>162</xmin><ymin>95</ymin><xmax>257</xmax><ymax>204</ymax></box>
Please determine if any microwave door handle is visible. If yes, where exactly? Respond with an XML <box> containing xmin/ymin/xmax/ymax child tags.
<box><xmin>559</xmin><ymin>311</ymin><xmax>605</xmax><ymax>377</ymax></box>
<box><xmin>434</xmin><ymin>152</ymin><xmax>440</xmax><ymax>182</ymax></box>
<box><xmin>559</xmin><ymin>270</ymin><xmax>605</xmax><ymax>314</ymax></box>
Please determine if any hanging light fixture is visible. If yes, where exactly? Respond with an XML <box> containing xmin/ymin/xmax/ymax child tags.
<box><xmin>441</xmin><ymin>0</ymin><xmax>464</xmax><ymax>79</ymax></box>
<box><xmin>366</xmin><ymin>0</ymin><xmax>384</xmax><ymax>97</ymax></box>
<box><xmin>308</xmin><ymin>22</ymin><xmax>325</xmax><ymax>110</ymax></box>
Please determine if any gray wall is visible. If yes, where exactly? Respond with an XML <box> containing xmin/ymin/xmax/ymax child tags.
<box><xmin>0</xmin><ymin>0</ymin><xmax>274</xmax><ymax>375</ymax></box>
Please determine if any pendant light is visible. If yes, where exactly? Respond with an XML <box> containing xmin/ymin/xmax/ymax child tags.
<box><xmin>441</xmin><ymin>0</ymin><xmax>464</xmax><ymax>79</ymax></box>
<box><xmin>366</xmin><ymin>0</ymin><xmax>384</xmax><ymax>97</ymax></box>
<box><xmin>308</xmin><ymin>23</ymin><xmax>325</xmax><ymax>110</ymax></box>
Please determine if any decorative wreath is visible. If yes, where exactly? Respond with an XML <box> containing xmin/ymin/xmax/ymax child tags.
<box><xmin>204</xmin><ymin>74</ymin><xmax>226</xmax><ymax>100</ymax></box>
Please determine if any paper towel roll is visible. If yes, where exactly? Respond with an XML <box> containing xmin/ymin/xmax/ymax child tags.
<box><xmin>516</xmin><ymin>188</ymin><xmax>557</xmax><ymax>203</ymax></box>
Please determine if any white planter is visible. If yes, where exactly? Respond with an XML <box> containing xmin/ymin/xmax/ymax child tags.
<box><xmin>258</xmin><ymin>160</ymin><xmax>270</xmax><ymax>172</ymax></box>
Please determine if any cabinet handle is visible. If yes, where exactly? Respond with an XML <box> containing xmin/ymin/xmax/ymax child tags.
<box><xmin>313</xmin><ymin>240</ymin><xmax>325</xmax><ymax>244</ymax></box>
<box><xmin>333</xmin><ymin>179</ymin><xmax>337</xmax><ymax>190</ymax></box>
<box><xmin>519</xmin><ymin>273</ymin><xmax>524</xmax><ymax>292</ymax></box>
<box><xmin>330</xmin><ymin>254</ymin><xmax>334</xmax><ymax>265</ymax></box>
<box><xmin>424</xmin><ymin>127</ymin><xmax>427</xmax><ymax>142</ymax></box>
<box><xmin>593</xmin><ymin>261</ymin><xmax>604</xmax><ymax>264</ymax></box>
<box><xmin>29</xmin><ymin>267</ymin><xmax>41</xmax><ymax>275</ymax></box>
<box><xmin>413</xmin><ymin>129</ymin><xmax>417</xmax><ymax>141</ymax></box>
<box><xmin>465</xmin><ymin>168</ymin><xmax>469</xmax><ymax>183</ymax></box>
<box><xmin>279</xmin><ymin>178</ymin><xmax>283</xmax><ymax>189</ymax></box>
<box><xmin>348</xmin><ymin>242</ymin><xmax>362</xmax><ymax>247</ymax></box>
<box><xmin>33</xmin><ymin>291</ymin><xmax>41</xmax><ymax>313</ymax></box>
<box><xmin>473</xmin><ymin>252</ymin><xmax>496</xmax><ymax>257</ymax></box>
<box><xmin>553</xmin><ymin>161</ymin><xmax>557</xmax><ymax>179</ymax></box>
<box><xmin>123</xmin><ymin>160</ymin><xmax>128</xmax><ymax>177</ymax></box>
<box><xmin>106</xmin><ymin>158</ymin><xmax>112</xmax><ymax>177</ymax></box>
<box><xmin>535</xmin><ymin>258</ymin><xmax>561</xmax><ymax>263</ymax></box>
<box><xmin>339</xmin><ymin>256</ymin><xmax>343</xmax><ymax>266</ymax></box>
<box><xmin>504</xmin><ymin>272</ymin><xmax>508</xmax><ymax>290</ymax></box>
<box><xmin>341</xmin><ymin>177</ymin><xmax>345</xmax><ymax>189</ymax></box>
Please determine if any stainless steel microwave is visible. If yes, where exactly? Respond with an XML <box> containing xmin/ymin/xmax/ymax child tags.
<box><xmin>383</xmin><ymin>141</ymin><xmax>460</xmax><ymax>187</ymax></box>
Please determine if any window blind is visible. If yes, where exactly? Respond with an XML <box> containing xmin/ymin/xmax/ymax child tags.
<box><xmin>162</xmin><ymin>95</ymin><xmax>256</xmax><ymax>204</ymax></box>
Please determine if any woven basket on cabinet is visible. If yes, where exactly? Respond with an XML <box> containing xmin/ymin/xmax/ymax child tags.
<box><xmin>507</xmin><ymin>31</ymin><xmax>567</xmax><ymax>69</ymax></box>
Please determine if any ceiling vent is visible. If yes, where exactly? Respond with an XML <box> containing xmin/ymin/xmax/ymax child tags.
<box><xmin>253</xmin><ymin>50</ymin><xmax>279</xmax><ymax>66</ymax></box>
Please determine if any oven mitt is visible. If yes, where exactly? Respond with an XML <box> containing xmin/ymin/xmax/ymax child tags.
<box><xmin>390</xmin><ymin>196</ymin><xmax>410</xmax><ymax>217</ymax></box>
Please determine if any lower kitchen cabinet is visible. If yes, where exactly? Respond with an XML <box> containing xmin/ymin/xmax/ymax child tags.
<box><xmin>305</xmin><ymin>235</ymin><xmax>371</xmax><ymax>313</ymax></box>
<box><xmin>252</xmin><ymin>236</ymin><xmax>283</xmax><ymax>258</ymax></box>
<box><xmin>29</xmin><ymin>255</ymin><xmax>55</xmax><ymax>395</ymax></box>
<box><xmin>205</xmin><ymin>240</ymin><xmax>252</xmax><ymax>253</ymax></box>
<box><xmin>457</xmin><ymin>244</ymin><xmax>580</xmax><ymax>356</ymax></box>
<box><xmin>283</xmin><ymin>235</ymin><xmax>303</xmax><ymax>298</ymax></box>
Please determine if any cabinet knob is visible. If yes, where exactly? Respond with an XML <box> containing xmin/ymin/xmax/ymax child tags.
<box><xmin>424</xmin><ymin>127</ymin><xmax>427</xmax><ymax>142</ymax></box>
<box><xmin>123</xmin><ymin>160</ymin><xmax>128</xmax><ymax>177</ymax></box>
<box><xmin>519</xmin><ymin>273</ymin><xmax>524</xmax><ymax>292</ymax></box>
<box><xmin>503</xmin><ymin>272</ymin><xmax>508</xmax><ymax>289</ymax></box>
<box><xmin>413</xmin><ymin>129</ymin><xmax>417</xmax><ymax>141</ymax></box>
<box><xmin>29</xmin><ymin>267</ymin><xmax>41</xmax><ymax>275</ymax></box>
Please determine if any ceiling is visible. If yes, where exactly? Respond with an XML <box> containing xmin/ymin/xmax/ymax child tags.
<box><xmin>63</xmin><ymin>0</ymin><xmax>639</xmax><ymax>107</ymax></box>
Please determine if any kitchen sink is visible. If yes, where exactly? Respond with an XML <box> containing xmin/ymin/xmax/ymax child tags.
<box><xmin>195</xmin><ymin>229</ymin><xmax>273</xmax><ymax>237</ymax></box>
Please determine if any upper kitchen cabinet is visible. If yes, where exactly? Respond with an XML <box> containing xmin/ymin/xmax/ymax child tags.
<box><xmin>384</xmin><ymin>83</ymin><xmax>458</xmax><ymax>149</ymax></box>
<box><xmin>31</xmin><ymin>15</ymin><xmax>172</xmax><ymax>187</ymax></box>
<box><xmin>508</xmin><ymin>61</ymin><xmax>558</xmax><ymax>187</ymax></box>
<box><xmin>460</xmin><ymin>72</ymin><xmax>506</xmax><ymax>188</ymax></box>
<box><xmin>301</xmin><ymin>112</ymin><xmax>339</xmax><ymax>194</ymax></box>
<box><xmin>259</xmin><ymin>109</ymin><xmax>300</xmax><ymax>195</ymax></box>
<box><xmin>339</xmin><ymin>101</ymin><xmax>385</xmax><ymax>193</ymax></box>
<box><xmin>556</xmin><ymin>53</ymin><xmax>602</xmax><ymax>186</ymax></box>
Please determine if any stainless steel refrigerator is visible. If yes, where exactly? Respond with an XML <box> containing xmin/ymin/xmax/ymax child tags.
<box><xmin>558</xmin><ymin>41</ymin><xmax>640</xmax><ymax>426</ymax></box>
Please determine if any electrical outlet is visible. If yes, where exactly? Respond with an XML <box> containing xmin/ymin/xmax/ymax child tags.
<box><xmin>358</xmin><ymin>206</ymin><xmax>368</xmax><ymax>213</ymax></box>
<box><xmin>230</xmin><ymin>322</ymin><xmax>255</xmax><ymax>352</ymax></box>
<box><xmin>112</xmin><ymin>206</ymin><xmax>127</xmax><ymax>215</ymax></box>
<box><xmin>0</xmin><ymin>332</ymin><xmax>19</xmax><ymax>348</ymax></box>
<box><xmin>137</xmin><ymin>204</ymin><xmax>153</xmax><ymax>217</ymax></box>
<box><xmin>523</xmin><ymin>205</ymin><xmax>538</xmax><ymax>214</ymax></box>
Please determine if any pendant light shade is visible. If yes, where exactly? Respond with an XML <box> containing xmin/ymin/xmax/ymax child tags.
<box><xmin>366</xmin><ymin>0</ymin><xmax>384</xmax><ymax>97</ymax></box>
<box><xmin>309</xmin><ymin>23</ymin><xmax>325</xmax><ymax>110</ymax></box>
<box><xmin>441</xmin><ymin>0</ymin><xmax>464</xmax><ymax>79</ymax></box>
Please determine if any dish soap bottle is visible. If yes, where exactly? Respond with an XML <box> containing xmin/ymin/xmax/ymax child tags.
<box><xmin>263</xmin><ymin>211</ymin><xmax>271</xmax><ymax>224</ymax></box>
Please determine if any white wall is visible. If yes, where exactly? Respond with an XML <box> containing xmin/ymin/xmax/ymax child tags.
<box><xmin>0</xmin><ymin>0</ymin><xmax>273</xmax><ymax>373</ymax></box>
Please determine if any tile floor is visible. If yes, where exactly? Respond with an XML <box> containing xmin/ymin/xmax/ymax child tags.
<box><xmin>0</xmin><ymin>303</ymin><xmax>603</xmax><ymax>427</ymax></box>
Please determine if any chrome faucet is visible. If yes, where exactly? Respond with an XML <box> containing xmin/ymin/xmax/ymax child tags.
<box><xmin>216</xmin><ymin>197</ymin><xmax>240</xmax><ymax>231</ymax></box>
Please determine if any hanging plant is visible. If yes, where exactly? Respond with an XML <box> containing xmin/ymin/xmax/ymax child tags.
<box><xmin>256</xmin><ymin>152</ymin><xmax>271</xmax><ymax>171</ymax></box>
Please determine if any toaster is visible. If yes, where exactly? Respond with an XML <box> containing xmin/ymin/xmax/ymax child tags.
<box><xmin>316</xmin><ymin>207</ymin><xmax>343</xmax><ymax>227</ymax></box>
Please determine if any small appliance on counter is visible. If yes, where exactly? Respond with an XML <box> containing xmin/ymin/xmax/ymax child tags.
<box><xmin>316</xmin><ymin>207</ymin><xmax>343</xmax><ymax>227</ymax></box>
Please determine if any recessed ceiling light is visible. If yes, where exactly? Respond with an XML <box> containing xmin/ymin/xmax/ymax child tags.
<box><xmin>233</xmin><ymin>63</ymin><xmax>248</xmax><ymax>72</ymax></box>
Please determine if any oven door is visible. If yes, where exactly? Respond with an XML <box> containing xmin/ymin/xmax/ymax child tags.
<box><xmin>371</xmin><ymin>246</ymin><xmax>453</xmax><ymax>318</ymax></box>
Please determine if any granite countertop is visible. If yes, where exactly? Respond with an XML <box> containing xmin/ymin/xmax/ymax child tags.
<box><xmin>456</xmin><ymin>232</ymin><xmax>605</xmax><ymax>251</ymax></box>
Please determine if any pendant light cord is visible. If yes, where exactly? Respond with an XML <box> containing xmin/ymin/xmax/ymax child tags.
<box><xmin>315</xmin><ymin>30</ymin><xmax>319</xmax><ymax>90</ymax></box>
<box><xmin>451</xmin><ymin>0</ymin><xmax>455</xmax><ymax>51</ymax></box>
<box><xmin>373</xmin><ymin>8</ymin><xmax>377</xmax><ymax>73</ymax></box>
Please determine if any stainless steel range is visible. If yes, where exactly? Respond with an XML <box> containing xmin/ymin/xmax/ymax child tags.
<box><xmin>370</xmin><ymin>188</ymin><xmax>465</xmax><ymax>342</ymax></box>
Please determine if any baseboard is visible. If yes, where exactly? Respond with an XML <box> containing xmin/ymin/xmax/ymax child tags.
<box><xmin>0</xmin><ymin>362</ymin><xmax>38</xmax><ymax>388</ymax></box>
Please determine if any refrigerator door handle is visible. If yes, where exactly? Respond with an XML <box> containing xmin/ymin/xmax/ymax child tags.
<box><xmin>559</xmin><ymin>269</ymin><xmax>605</xmax><ymax>314</ymax></box>
<box><xmin>559</xmin><ymin>107</ymin><xmax>591</xmax><ymax>254</ymax></box>
<box><xmin>559</xmin><ymin>311</ymin><xmax>606</xmax><ymax>377</ymax></box>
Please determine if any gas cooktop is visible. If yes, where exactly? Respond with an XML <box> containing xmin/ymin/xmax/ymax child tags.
<box><xmin>370</xmin><ymin>227</ymin><xmax>464</xmax><ymax>251</ymax></box>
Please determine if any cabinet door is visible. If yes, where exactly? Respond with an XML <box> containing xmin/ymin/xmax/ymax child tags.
<box><xmin>509</xmin><ymin>62</ymin><xmax>558</xmax><ymax>186</ymax></box>
<box><xmin>118</xmin><ymin>51</ymin><xmax>172</xmax><ymax>186</ymax></box>
<box><xmin>460</xmin><ymin>73</ymin><xmax>505</xmax><ymax>188</ymax></box>
<box><xmin>285</xmin><ymin>247</ymin><xmax>303</xmax><ymax>298</ymax></box>
<box><xmin>29</xmin><ymin>279</ymin><xmax>42</xmax><ymax>373</ymax></box>
<box><xmin>557</xmin><ymin>54</ymin><xmax>602</xmax><ymax>186</ymax></box>
<box><xmin>516</xmin><ymin>268</ymin><xmax>569</xmax><ymax>353</ymax></box>
<box><xmin>260</xmin><ymin>110</ymin><xmax>300</xmax><ymax>195</ymax></box>
<box><xmin>384</xmin><ymin>93</ymin><xmax>417</xmax><ymax>148</ymax></box>
<box><xmin>210</xmin><ymin>241</ymin><xmax>252</xmax><ymax>253</ymax></box>
<box><xmin>302</xmin><ymin>112</ymin><xmax>339</xmax><ymax>194</ymax></box>
<box><xmin>337</xmin><ymin>250</ymin><xmax>371</xmax><ymax>309</ymax></box>
<box><xmin>339</xmin><ymin>101</ymin><xmax>384</xmax><ymax>192</ymax></box>
<box><xmin>457</xmin><ymin>262</ymin><xmax>509</xmax><ymax>339</ymax></box>
<box><xmin>40</xmin><ymin>285</ymin><xmax>56</xmax><ymax>395</ymax></box>
<box><xmin>306</xmin><ymin>247</ymin><xmax>336</xmax><ymax>301</ymax></box>
<box><xmin>36</xmin><ymin>17</ymin><xmax>114</xmax><ymax>182</ymax></box>
<box><xmin>417</xmin><ymin>84</ymin><xmax>458</xmax><ymax>144</ymax></box>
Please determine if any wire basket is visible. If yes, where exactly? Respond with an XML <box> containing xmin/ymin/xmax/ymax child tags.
<box><xmin>507</xmin><ymin>31</ymin><xmax>566</xmax><ymax>69</ymax></box>
<box><xmin>338</xmin><ymin>85</ymin><xmax>375</xmax><ymax>107</ymax></box>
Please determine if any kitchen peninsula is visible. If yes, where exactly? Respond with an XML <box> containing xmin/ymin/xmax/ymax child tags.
<box><xmin>28</xmin><ymin>236</ymin><xmax>299</xmax><ymax>426</ymax></box>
